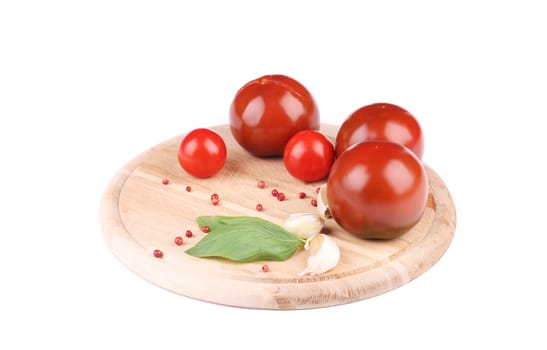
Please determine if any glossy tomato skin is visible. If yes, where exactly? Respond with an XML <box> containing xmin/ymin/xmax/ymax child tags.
<box><xmin>178</xmin><ymin>128</ymin><xmax>227</xmax><ymax>178</ymax></box>
<box><xmin>335</xmin><ymin>103</ymin><xmax>424</xmax><ymax>159</ymax></box>
<box><xmin>327</xmin><ymin>141</ymin><xmax>428</xmax><ymax>239</ymax></box>
<box><xmin>230</xmin><ymin>75</ymin><xmax>320</xmax><ymax>157</ymax></box>
<box><xmin>283</xmin><ymin>130</ymin><xmax>335</xmax><ymax>182</ymax></box>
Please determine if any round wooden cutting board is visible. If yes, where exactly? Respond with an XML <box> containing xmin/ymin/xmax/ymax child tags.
<box><xmin>99</xmin><ymin>124</ymin><xmax>456</xmax><ymax>310</ymax></box>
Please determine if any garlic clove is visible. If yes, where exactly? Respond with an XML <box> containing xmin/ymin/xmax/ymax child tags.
<box><xmin>299</xmin><ymin>233</ymin><xmax>340</xmax><ymax>276</ymax></box>
<box><xmin>282</xmin><ymin>213</ymin><xmax>324</xmax><ymax>239</ymax></box>
<box><xmin>317</xmin><ymin>184</ymin><xmax>331</xmax><ymax>218</ymax></box>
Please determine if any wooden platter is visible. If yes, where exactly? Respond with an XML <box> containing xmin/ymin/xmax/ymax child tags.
<box><xmin>99</xmin><ymin>124</ymin><xmax>456</xmax><ymax>310</ymax></box>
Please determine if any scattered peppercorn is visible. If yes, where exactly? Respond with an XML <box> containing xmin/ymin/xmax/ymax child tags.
<box><xmin>185</xmin><ymin>230</ymin><xmax>193</xmax><ymax>238</ymax></box>
<box><xmin>186</xmin><ymin>186</ymin><xmax>192</xmax><ymax>192</ymax></box>
<box><xmin>153</xmin><ymin>249</ymin><xmax>163</xmax><ymax>258</ymax></box>
<box><xmin>200</xmin><ymin>225</ymin><xmax>210</xmax><ymax>233</ymax></box>
<box><xmin>299</xmin><ymin>192</ymin><xmax>306</xmax><ymax>199</ymax></box>
<box><xmin>256</xmin><ymin>203</ymin><xmax>263</xmax><ymax>211</ymax></box>
<box><xmin>174</xmin><ymin>236</ymin><xmax>184</xmax><ymax>245</ymax></box>
<box><xmin>277</xmin><ymin>192</ymin><xmax>286</xmax><ymax>201</ymax></box>
<box><xmin>261</xmin><ymin>264</ymin><xmax>270</xmax><ymax>272</ymax></box>
<box><xmin>257</xmin><ymin>180</ymin><xmax>266</xmax><ymax>189</ymax></box>
<box><xmin>271</xmin><ymin>189</ymin><xmax>279</xmax><ymax>197</ymax></box>
<box><xmin>311</xmin><ymin>199</ymin><xmax>318</xmax><ymax>207</ymax></box>
<box><xmin>162</xmin><ymin>178</ymin><xmax>170</xmax><ymax>185</ymax></box>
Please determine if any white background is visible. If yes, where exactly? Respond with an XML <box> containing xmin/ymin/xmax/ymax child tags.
<box><xmin>1</xmin><ymin>1</ymin><xmax>546</xmax><ymax>349</ymax></box>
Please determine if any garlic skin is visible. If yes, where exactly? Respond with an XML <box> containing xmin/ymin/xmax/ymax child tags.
<box><xmin>317</xmin><ymin>184</ymin><xmax>331</xmax><ymax>218</ymax></box>
<box><xmin>282</xmin><ymin>213</ymin><xmax>324</xmax><ymax>239</ymax></box>
<box><xmin>299</xmin><ymin>234</ymin><xmax>340</xmax><ymax>276</ymax></box>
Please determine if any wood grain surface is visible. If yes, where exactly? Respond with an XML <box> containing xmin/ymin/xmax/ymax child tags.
<box><xmin>99</xmin><ymin>124</ymin><xmax>456</xmax><ymax>310</ymax></box>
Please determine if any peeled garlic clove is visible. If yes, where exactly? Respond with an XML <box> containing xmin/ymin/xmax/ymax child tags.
<box><xmin>282</xmin><ymin>213</ymin><xmax>324</xmax><ymax>239</ymax></box>
<box><xmin>317</xmin><ymin>184</ymin><xmax>331</xmax><ymax>218</ymax></box>
<box><xmin>299</xmin><ymin>233</ymin><xmax>340</xmax><ymax>276</ymax></box>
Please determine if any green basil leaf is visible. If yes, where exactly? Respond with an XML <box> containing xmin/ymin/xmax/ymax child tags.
<box><xmin>185</xmin><ymin>216</ymin><xmax>305</xmax><ymax>262</ymax></box>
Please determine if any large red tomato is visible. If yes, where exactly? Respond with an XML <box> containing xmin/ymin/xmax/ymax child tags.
<box><xmin>327</xmin><ymin>141</ymin><xmax>428</xmax><ymax>239</ymax></box>
<box><xmin>229</xmin><ymin>74</ymin><xmax>320</xmax><ymax>157</ymax></box>
<box><xmin>283</xmin><ymin>130</ymin><xmax>335</xmax><ymax>182</ymax></box>
<box><xmin>335</xmin><ymin>103</ymin><xmax>424</xmax><ymax>159</ymax></box>
<box><xmin>178</xmin><ymin>128</ymin><xmax>227</xmax><ymax>178</ymax></box>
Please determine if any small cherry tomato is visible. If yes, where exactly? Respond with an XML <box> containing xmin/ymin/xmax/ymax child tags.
<box><xmin>178</xmin><ymin>128</ymin><xmax>227</xmax><ymax>178</ymax></box>
<box><xmin>283</xmin><ymin>130</ymin><xmax>335</xmax><ymax>182</ymax></box>
<box><xmin>335</xmin><ymin>103</ymin><xmax>424</xmax><ymax>159</ymax></box>
<box><xmin>327</xmin><ymin>141</ymin><xmax>428</xmax><ymax>239</ymax></box>
<box><xmin>229</xmin><ymin>74</ymin><xmax>320</xmax><ymax>157</ymax></box>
